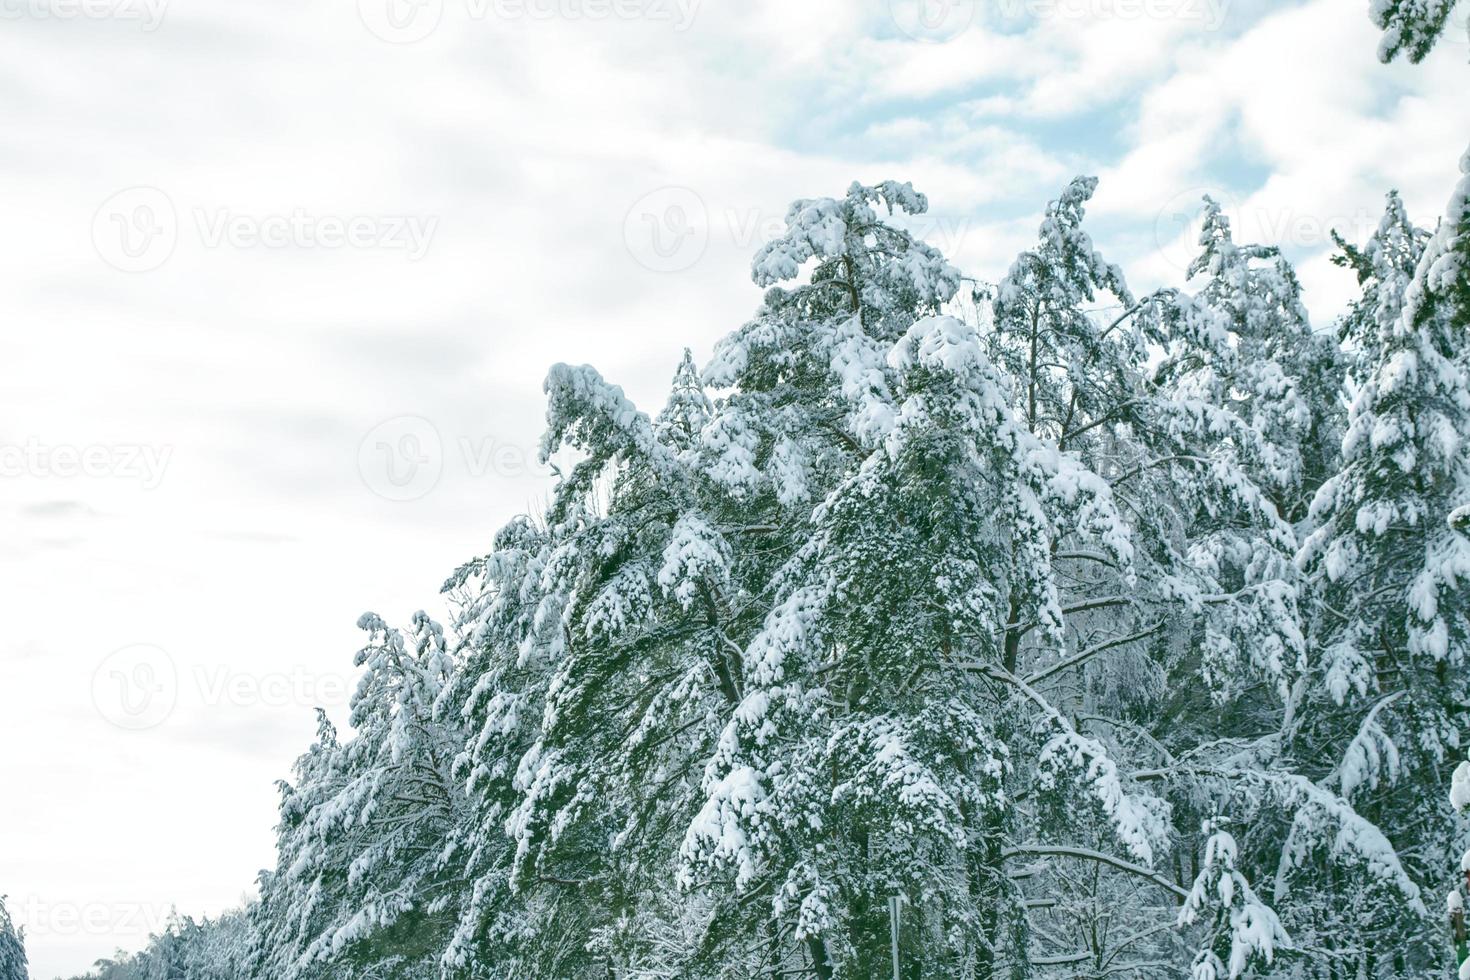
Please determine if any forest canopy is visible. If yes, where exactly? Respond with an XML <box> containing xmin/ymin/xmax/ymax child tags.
<box><xmin>40</xmin><ymin>7</ymin><xmax>1470</xmax><ymax>980</ymax></box>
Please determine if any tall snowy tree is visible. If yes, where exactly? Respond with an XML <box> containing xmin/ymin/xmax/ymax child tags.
<box><xmin>0</xmin><ymin>897</ymin><xmax>26</xmax><ymax>980</ymax></box>
<box><xmin>253</xmin><ymin>612</ymin><xmax>462</xmax><ymax>979</ymax></box>
<box><xmin>1293</xmin><ymin>158</ymin><xmax>1470</xmax><ymax>973</ymax></box>
<box><xmin>1331</xmin><ymin>191</ymin><xmax>1431</xmax><ymax>382</ymax></box>
<box><xmin>423</xmin><ymin>177</ymin><xmax>1409</xmax><ymax>979</ymax></box>
<box><xmin>656</xmin><ymin>347</ymin><xmax>713</xmax><ymax>452</ymax></box>
<box><xmin>442</xmin><ymin>182</ymin><xmax>976</xmax><ymax>978</ymax></box>
<box><xmin>440</xmin><ymin>509</ymin><xmax>623</xmax><ymax>978</ymax></box>
<box><xmin>976</xmin><ymin>178</ymin><xmax>1393</xmax><ymax>979</ymax></box>
<box><xmin>1154</xmin><ymin>196</ymin><xmax>1343</xmax><ymax>521</ymax></box>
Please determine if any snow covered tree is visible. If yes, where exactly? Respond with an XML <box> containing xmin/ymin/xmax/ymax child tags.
<box><xmin>976</xmin><ymin>178</ymin><xmax>1375</xmax><ymax>978</ymax></box>
<box><xmin>656</xmin><ymin>347</ymin><xmax>712</xmax><ymax>452</ymax></box>
<box><xmin>355</xmin><ymin>175</ymin><xmax>1420</xmax><ymax>979</ymax></box>
<box><xmin>71</xmin><ymin>908</ymin><xmax>255</xmax><ymax>980</ymax></box>
<box><xmin>1331</xmin><ymin>191</ymin><xmax>1431</xmax><ymax>384</ymax></box>
<box><xmin>0</xmin><ymin>897</ymin><xmax>25</xmax><ymax>980</ymax></box>
<box><xmin>439</xmin><ymin>512</ymin><xmax>615</xmax><ymax>978</ymax></box>
<box><xmin>988</xmin><ymin>175</ymin><xmax>1134</xmax><ymax>446</ymax></box>
<box><xmin>253</xmin><ymin>612</ymin><xmax>462</xmax><ymax>979</ymax></box>
<box><xmin>453</xmin><ymin>177</ymin><xmax>1358</xmax><ymax>979</ymax></box>
<box><xmin>1292</xmin><ymin>157</ymin><xmax>1470</xmax><ymax>973</ymax></box>
<box><xmin>1155</xmin><ymin>196</ymin><xmax>1344</xmax><ymax>521</ymax></box>
<box><xmin>684</xmin><ymin>309</ymin><xmax>1150</xmax><ymax>977</ymax></box>
<box><xmin>1177</xmin><ymin>823</ymin><xmax>1289</xmax><ymax>980</ymax></box>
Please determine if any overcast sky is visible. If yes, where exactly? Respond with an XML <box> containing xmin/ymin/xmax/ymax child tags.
<box><xmin>1</xmin><ymin>0</ymin><xmax>1467</xmax><ymax>976</ymax></box>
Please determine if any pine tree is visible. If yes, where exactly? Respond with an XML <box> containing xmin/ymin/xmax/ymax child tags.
<box><xmin>655</xmin><ymin>347</ymin><xmax>712</xmax><ymax>453</ymax></box>
<box><xmin>0</xmin><ymin>897</ymin><xmax>26</xmax><ymax>980</ymax></box>
<box><xmin>405</xmin><ymin>176</ymin><xmax>1424</xmax><ymax>979</ymax></box>
<box><xmin>988</xmin><ymin>175</ymin><xmax>1134</xmax><ymax>442</ymax></box>
<box><xmin>1177</xmin><ymin>823</ymin><xmax>1289</xmax><ymax>980</ymax></box>
<box><xmin>982</xmin><ymin>178</ymin><xmax>1338</xmax><ymax>977</ymax></box>
<box><xmin>1331</xmin><ymin>191</ymin><xmax>1432</xmax><ymax>384</ymax></box>
<box><xmin>253</xmin><ymin>612</ymin><xmax>462</xmax><ymax>979</ymax></box>
<box><xmin>1154</xmin><ymin>197</ymin><xmax>1343</xmax><ymax>521</ymax></box>
<box><xmin>1293</xmin><ymin>157</ymin><xmax>1470</xmax><ymax>971</ymax></box>
<box><xmin>441</xmin><ymin>511</ymin><xmax>616</xmax><ymax>978</ymax></box>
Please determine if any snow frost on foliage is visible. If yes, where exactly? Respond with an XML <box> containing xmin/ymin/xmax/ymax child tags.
<box><xmin>1337</xmin><ymin>694</ymin><xmax>1403</xmax><ymax>799</ymax></box>
<box><xmin>741</xmin><ymin>575</ymin><xmax>832</xmax><ymax>689</ymax></box>
<box><xmin>654</xmin><ymin>347</ymin><xmax>712</xmax><ymax>454</ymax></box>
<box><xmin>582</xmin><ymin>564</ymin><xmax>654</xmax><ymax>641</ymax></box>
<box><xmin>1452</xmin><ymin>760</ymin><xmax>1470</xmax><ymax>813</ymax></box>
<box><xmin>887</xmin><ymin>313</ymin><xmax>1136</xmax><ymax>617</ymax></box>
<box><xmin>829</xmin><ymin>314</ymin><xmax>897</xmax><ymax>446</ymax></box>
<box><xmin>699</xmin><ymin>409</ymin><xmax>763</xmax><ymax>496</ymax></box>
<box><xmin>1270</xmin><ymin>771</ymin><xmax>1425</xmax><ymax>913</ymax></box>
<box><xmin>751</xmin><ymin>180</ymin><xmax>959</xmax><ymax>316</ymax></box>
<box><xmin>541</xmin><ymin>362</ymin><xmax>675</xmax><ymax>478</ymax></box>
<box><xmin>656</xmin><ymin>514</ymin><xmax>731</xmax><ymax>609</ymax></box>
<box><xmin>1037</xmin><ymin>728</ymin><xmax>1169</xmax><ymax>864</ymax></box>
<box><xmin>680</xmin><ymin>764</ymin><xmax>768</xmax><ymax>890</ymax></box>
<box><xmin>1180</xmin><ymin>826</ymin><xmax>1289</xmax><ymax>980</ymax></box>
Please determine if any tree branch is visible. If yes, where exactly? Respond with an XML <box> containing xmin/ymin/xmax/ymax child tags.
<box><xmin>1002</xmin><ymin>845</ymin><xmax>1187</xmax><ymax>900</ymax></box>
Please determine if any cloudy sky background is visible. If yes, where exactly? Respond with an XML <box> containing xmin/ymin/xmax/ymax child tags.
<box><xmin>1</xmin><ymin>0</ymin><xmax>1467</xmax><ymax>975</ymax></box>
